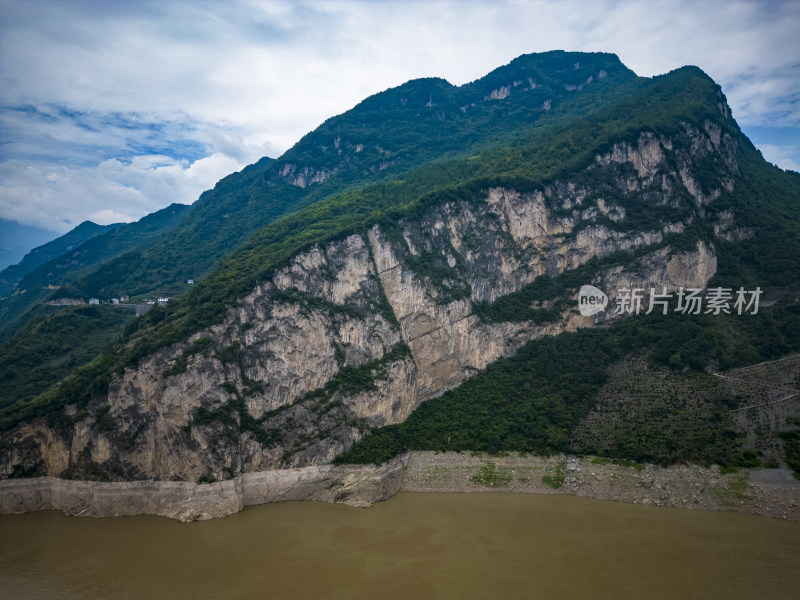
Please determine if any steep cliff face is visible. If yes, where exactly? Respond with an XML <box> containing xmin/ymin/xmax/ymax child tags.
<box><xmin>1</xmin><ymin>121</ymin><xmax>743</xmax><ymax>482</ymax></box>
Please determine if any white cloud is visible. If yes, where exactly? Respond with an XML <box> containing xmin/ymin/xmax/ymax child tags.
<box><xmin>757</xmin><ymin>144</ymin><xmax>800</xmax><ymax>172</ymax></box>
<box><xmin>88</xmin><ymin>209</ymin><xmax>135</xmax><ymax>225</ymax></box>
<box><xmin>0</xmin><ymin>152</ymin><xmax>246</xmax><ymax>233</ymax></box>
<box><xmin>1</xmin><ymin>0</ymin><xmax>799</xmax><ymax>231</ymax></box>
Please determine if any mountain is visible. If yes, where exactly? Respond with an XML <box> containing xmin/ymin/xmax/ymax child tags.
<box><xmin>50</xmin><ymin>51</ymin><xmax>639</xmax><ymax>301</ymax></box>
<box><xmin>0</xmin><ymin>219</ymin><xmax>60</xmax><ymax>272</ymax></box>
<box><xmin>0</xmin><ymin>220</ymin><xmax>122</xmax><ymax>299</ymax></box>
<box><xmin>0</xmin><ymin>305</ymin><xmax>137</xmax><ymax>411</ymax></box>
<box><xmin>0</xmin><ymin>203</ymin><xmax>191</xmax><ymax>341</ymax></box>
<box><xmin>1</xmin><ymin>53</ymin><xmax>799</xmax><ymax>491</ymax></box>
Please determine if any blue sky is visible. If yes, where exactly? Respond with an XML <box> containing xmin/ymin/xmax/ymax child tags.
<box><xmin>1</xmin><ymin>0</ymin><xmax>798</xmax><ymax>235</ymax></box>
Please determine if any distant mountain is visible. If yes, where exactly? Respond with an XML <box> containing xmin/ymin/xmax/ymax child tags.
<box><xmin>0</xmin><ymin>220</ymin><xmax>122</xmax><ymax>299</ymax></box>
<box><xmin>0</xmin><ymin>203</ymin><xmax>190</xmax><ymax>339</ymax></box>
<box><xmin>0</xmin><ymin>219</ymin><xmax>60</xmax><ymax>272</ymax></box>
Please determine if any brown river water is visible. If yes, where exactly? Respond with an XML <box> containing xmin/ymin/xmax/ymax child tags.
<box><xmin>1</xmin><ymin>492</ymin><xmax>798</xmax><ymax>599</ymax></box>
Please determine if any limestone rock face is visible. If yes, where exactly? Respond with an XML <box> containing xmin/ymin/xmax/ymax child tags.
<box><xmin>1</xmin><ymin>122</ymin><xmax>740</xmax><ymax>487</ymax></box>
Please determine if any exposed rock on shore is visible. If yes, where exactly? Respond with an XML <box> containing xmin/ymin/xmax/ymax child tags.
<box><xmin>2</xmin><ymin>452</ymin><xmax>797</xmax><ymax>522</ymax></box>
<box><xmin>401</xmin><ymin>452</ymin><xmax>800</xmax><ymax>520</ymax></box>
<box><xmin>0</xmin><ymin>457</ymin><xmax>405</xmax><ymax>522</ymax></box>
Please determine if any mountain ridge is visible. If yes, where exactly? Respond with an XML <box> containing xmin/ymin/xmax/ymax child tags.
<box><xmin>0</xmin><ymin>220</ymin><xmax>60</xmax><ymax>272</ymax></box>
<box><xmin>49</xmin><ymin>51</ymin><xmax>640</xmax><ymax>302</ymax></box>
<box><xmin>0</xmin><ymin>203</ymin><xmax>191</xmax><ymax>341</ymax></box>
<box><xmin>0</xmin><ymin>220</ymin><xmax>119</xmax><ymax>297</ymax></box>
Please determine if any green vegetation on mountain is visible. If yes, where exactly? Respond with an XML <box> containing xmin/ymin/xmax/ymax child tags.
<box><xmin>0</xmin><ymin>305</ymin><xmax>136</xmax><ymax>411</ymax></box>
<box><xmin>0</xmin><ymin>220</ymin><xmax>121</xmax><ymax>298</ymax></box>
<box><xmin>151</xmin><ymin>65</ymin><xmax>734</xmax><ymax>337</ymax></box>
<box><xmin>32</xmin><ymin>203</ymin><xmax>191</xmax><ymax>293</ymax></box>
<box><xmin>332</xmin><ymin>130</ymin><xmax>800</xmax><ymax>468</ymax></box>
<box><xmin>0</xmin><ymin>203</ymin><xmax>190</xmax><ymax>341</ymax></box>
<box><xmin>711</xmin><ymin>140</ymin><xmax>800</xmax><ymax>291</ymax></box>
<box><xmin>337</xmin><ymin>304</ymin><xmax>800</xmax><ymax>467</ymax></box>
<box><xmin>50</xmin><ymin>51</ymin><xmax>639</xmax><ymax>302</ymax></box>
<box><xmin>780</xmin><ymin>424</ymin><xmax>800</xmax><ymax>475</ymax></box>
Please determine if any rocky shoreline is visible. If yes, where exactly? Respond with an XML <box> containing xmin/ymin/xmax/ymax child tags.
<box><xmin>402</xmin><ymin>452</ymin><xmax>800</xmax><ymax>520</ymax></box>
<box><xmin>0</xmin><ymin>458</ymin><xmax>404</xmax><ymax>522</ymax></box>
<box><xmin>1</xmin><ymin>451</ymin><xmax>798</xmax><ymax>521</ymax></box>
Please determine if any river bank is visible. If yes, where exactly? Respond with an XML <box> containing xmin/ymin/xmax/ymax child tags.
<box><xmin>1</xmin><ymin>451</ymin><xmax>798</xmax><ymax>521</ymax></box>
<box><xmin>403</xmin><ymin>452</ymin><xmax>800</xmax><ymax>520</ymax></box>
<box><xmin>0</xmin><ymin>459</ymin><xmax>404</xmax><ymax>522</ymax></box>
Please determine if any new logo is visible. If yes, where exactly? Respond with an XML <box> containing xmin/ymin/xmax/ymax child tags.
<box><xmin>578</xmin><ymin>285</ymin><xmax>608</xmax><ymax>316</ymax></box>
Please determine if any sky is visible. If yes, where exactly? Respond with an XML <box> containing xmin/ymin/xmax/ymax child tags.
<box><xmin>1</xmin><ymin>0</ymin><xmax>799</xmax><ymax>237</ymax></box>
